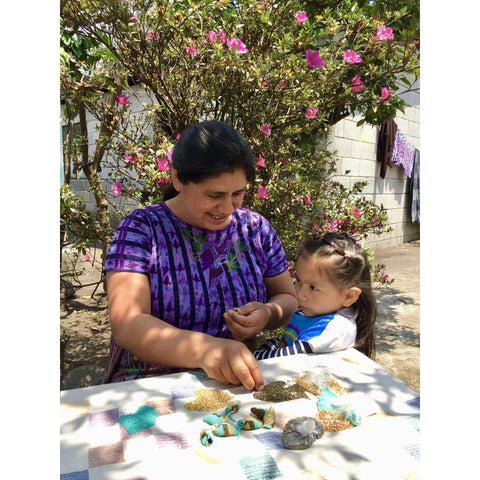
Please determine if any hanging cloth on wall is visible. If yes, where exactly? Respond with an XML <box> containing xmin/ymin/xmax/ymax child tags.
<box><xmin>391</xmin><ymin>128</ymin><xmax>416</xmax><ymax>178</ymax></box>
<box><xmin>409</xmin><ymin>149</ymin><xmax>420</xmax><ymax>223</ymax></box>
<box><xmin>376</xmin><ymin>119</ymin><xmax>398</xmax><ymax>179</ymax></box>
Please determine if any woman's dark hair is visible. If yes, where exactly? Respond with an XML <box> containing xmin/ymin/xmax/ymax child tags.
<box><xmin>298</xmin><ymin>232</ymin><xmax>377</xmax><ymax>359</ymax></box>
<box><xmin>163</xmin><ymin>120</ymin><xmax>256</xmax><ymax>200</ymax></box>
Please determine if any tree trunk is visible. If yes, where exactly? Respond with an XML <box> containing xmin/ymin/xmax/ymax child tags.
<box><xmin>80</xmin><ymin>65</ymin><xmax>126</xmax><ymax>275</ymax></box>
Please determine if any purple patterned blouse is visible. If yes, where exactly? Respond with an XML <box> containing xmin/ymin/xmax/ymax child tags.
<box><xmin>103</xmin><ymin>203</ymin><xmax>289</xmax><ymax>382</ymax></box>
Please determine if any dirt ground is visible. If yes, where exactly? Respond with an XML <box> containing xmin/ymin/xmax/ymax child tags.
<box><xmin>60</xmin><ymin>241</ymin><xmax>420</xmax><ymax>392</ymax></box>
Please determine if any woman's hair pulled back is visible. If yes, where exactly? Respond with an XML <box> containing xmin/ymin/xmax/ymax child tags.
<box><xmin>298</xmin><ymin>231</ymin><xmax>377</xmax><ymax>358</ymax></box>
<box><xmin>163</xmin><ymin>120</ymin><xmax>255</xmax><ymax>200</ymax></box>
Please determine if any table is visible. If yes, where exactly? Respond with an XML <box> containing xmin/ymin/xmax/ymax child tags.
<box><xmin>60</xmin><ymin>348</ymin><xmax>420</xmax><ymax>480</ymax></box>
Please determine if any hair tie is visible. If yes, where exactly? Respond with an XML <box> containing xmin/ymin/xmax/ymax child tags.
<box><xmin>330</xmin><ymin>242</ymin><xmax>336</xmax><ymax>247</ymax></box>
<box><xmin>344</xmin><ymin>253</ymin><xmax>348</xmax><ymax>258</ymax></box>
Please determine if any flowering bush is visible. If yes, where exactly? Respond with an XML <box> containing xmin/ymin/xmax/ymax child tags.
<box><xmin>61</xmin><ymin>0</ymin><xmax>419</xmax><ymax>282</ymax></box>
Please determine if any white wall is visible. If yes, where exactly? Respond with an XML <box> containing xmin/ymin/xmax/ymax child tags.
<box><xmin>328</xmin><ymin>105</ymin><xmax>420</xmax><ymax>249</ymax></box>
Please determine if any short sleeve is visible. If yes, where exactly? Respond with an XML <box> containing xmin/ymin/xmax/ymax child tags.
<box><xmin>104</xmin><ymin>209</ymin><xmax>153</xmax><ymax>275</ymax></box>
<box><xmin>306</xmin><ymin>313</ymin><xmax>357</xmax><ymax>353</ymax></box>
<box><xmin>258</xmin><ymin>216</ymin><xmax>289</xmax><ymax>278</ymax></box>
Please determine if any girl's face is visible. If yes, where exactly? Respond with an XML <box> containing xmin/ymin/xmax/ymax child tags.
<box><xmin>169</xmin><ymin>168</ymin><xmax>247</xmax><ymax>230</ymax></box>
<box><xmin>294</xmin><ymin>255</ymin><xmax>355</xmax><ymax>317</ymax></box>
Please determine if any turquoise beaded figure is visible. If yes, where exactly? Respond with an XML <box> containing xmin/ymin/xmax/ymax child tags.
<box><xmin>199</xmin><ymin>401</ymin><xmax>276</xmax><ymax>445</ymax></box>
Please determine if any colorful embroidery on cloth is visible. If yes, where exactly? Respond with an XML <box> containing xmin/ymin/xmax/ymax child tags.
<box><xmin>181</xmin><ymin>226</ymin><xmax>248</xmax><ymax>278</ymax></box>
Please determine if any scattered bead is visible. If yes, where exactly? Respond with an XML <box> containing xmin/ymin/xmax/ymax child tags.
<box><xmin>315</xmin><ymin>410</ymin><xmax>354</xmax><ymax>432</ymax></box>
<box><xmin>253</xmin><ymin>381</ymin><xmax>308</xmax><ymax>402</ymax></box>
<box><xmin>184</xmin><ymin>388</ymin><xmax>231</xmax><ymax>411</ymax></box>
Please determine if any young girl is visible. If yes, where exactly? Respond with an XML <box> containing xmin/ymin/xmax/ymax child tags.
<box><xmin>253</xmin><ymin>232</ymin><xmax>377</xmax><ymax>360</ymax></box>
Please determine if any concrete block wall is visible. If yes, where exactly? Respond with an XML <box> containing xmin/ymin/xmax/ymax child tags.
<box><xmin>328</xmin><ymin>105</ymin><xmax>420</xmax><ymax>249</ymax></box>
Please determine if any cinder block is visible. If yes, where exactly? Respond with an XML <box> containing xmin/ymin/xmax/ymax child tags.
<box><xmin>334</xmin><ymin>137</ymin><xmax>352</xmax><ymax>157</ymax></box>
<box><xmin>341</xmin><ymin>156</ymin><xmax>362</xmax><ymax>175</ymax></box>
<box><xmin>343</xmin><ymin>118</ymin><xmax>361</xmax><ymax>140</ymax></box>
<box><xmin>406</xmin><ymin>121</ymin><xmax>420</xmax><ymax>143</ymax></box>
<box><xmin>359</xmin><ymin>158</ymin><xmax>377</xmax><ymax>177</ymax></box>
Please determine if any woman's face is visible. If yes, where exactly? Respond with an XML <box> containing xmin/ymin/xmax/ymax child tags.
<box><xmin>170</xmin><ymin>168</ymin><xmax>248</xmax><ymax>230</ymax></box>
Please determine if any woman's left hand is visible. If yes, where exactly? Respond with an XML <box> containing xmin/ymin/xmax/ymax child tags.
<box><xmin>223</xmin><ymin>302</ymin><xmax>271</xmax><ymax>341</ymax></box>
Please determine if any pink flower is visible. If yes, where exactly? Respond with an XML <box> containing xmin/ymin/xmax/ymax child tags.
<box><xmin>305</xmin><ymin>49</ymin><xmax>326</xmax><ymax>68</ymax></box>
<box><xmin>295</xmin><ymin>11</ymin><xmax>308</xmax><ymax>23</ymax></box>
<box><xmin>156</xmin><ymin>158</ymin><xmax>170</xmax><ymax>171</ymax></box>
<box><xmin>351</xmin><ymin>75</ymin><xmax>364</xmax><ymax>92</ymax></box>
<box><xmin>112</xmin><ymin>181</ymin><xmax>122</xmax><ymax>196</ymax></box>
<box><xmin>186</xmin><ymin>45</ymin><xmax>200</xmax><ymax>56</ymax></box>
<box><xmin>217</xmin><ymin>31</ymin><xmax>227</xmax><ymax>43</ymax></box>
<box><xmin>147</xmin><ymin>30</ymin><xmax>160</xmax><ymax>40</ymax></box>
<box><xmin>125</xmin><ymin>152</ymin><xmax>142</xmax><ymax>163</ymax></box>
<box><xmin>85</xmin><ymin>252</ymin><xmax>91</xmax><ymax>262</ymax></box>
<box><xmin>376</xmin><ymin>25</ymin><xmax>394</xmax><ymax>42</ymax></box>
<box><xmin>381</xmin><ymin>87</ymin><xmax>393</xmax><ymax>100</ymax></box>
<box><xmin>343</xmin><ymin>49</ymin><xmax>362</xmax><ymax>64</ymax></box>
<box><xmin>257</xmin><ymin>155</ymin><xmax>266</xmax><ymax>168</ymax></box>
<box><xmin>381</xmin><ymin>272</ymin><xmax>389</xmax><ymax>280</ymax></box>
<box><xmin>305</xmin><ymin>196</ymin><xmax>312</xmax><ymax>206</ymax></box>
<box><xmin>262</xmin><ymin>81</ymin><xmax>269</xmax><ymax>87</ymax></box>
<box><xmin>329</xmin><ymin>219</ymin><xmax>344</xmax><ymax>231</ymax></box>
<box><xmin>261</xmin><ymin>124</ymin><xmax>271</xmax><ymax>136</ymax></box>
<box><xmin>227</xmin><ymin>38</ymin><xmax>249</xmax><ymax>53</ymax></box>
<box><xmin>166</xmin><ymin>149</ymin><xmax>173</xmax><ymax>162</ymax></box>
<box><xmin>258</xmin><ymin>185</ymin><xmax>270</xmax><ymax>198</ymax></box>
<box><xmin>353</xmin><ymin>207</ymin><xmax>361</xmax><ymax>217</ymax></box>
<box><xmin>116</xmin><ymin>94</ymin><xmax>130</xmax><ymax>106</ymax></box>
<box><xmin>305</xmin><ymin>105</ymin><xmax>319</xmax><ymax>118</ymax></box>
<box><xmin>206</xmin><ymin>31</ymin><xmax>217</xmax><ymax>43</ymax></box>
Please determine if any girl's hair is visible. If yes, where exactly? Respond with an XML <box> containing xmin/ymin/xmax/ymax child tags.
<box><xmin>163</xmin><ymin>120</ymin><xmax>256</xmax><ymax>200</ymax></box>
<box><xmin>298</xmin><ymin>231</ymin><xmax>377</xmax><ymax>359</ymax></box>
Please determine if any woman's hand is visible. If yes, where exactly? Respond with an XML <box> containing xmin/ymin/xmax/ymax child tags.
<box><xmin>196</xmin><ymin>336</ymin><xmax>264</xmax><ymax>391</ymax></box>
<box><xmin>223</xmin><ymin>270</ymin><xmax>297</xmax><ymax>342</ymax></box>
<box><xmin>223</xmin><ymin>302</ymin><xmax>270</xmax><ymax>341</ymax></box>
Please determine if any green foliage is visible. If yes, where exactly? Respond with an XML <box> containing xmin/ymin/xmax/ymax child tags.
<box><xmin>60</xmin><ymin>184</ymin><xmax>96</xmax><ymax>251</ymax></box>
<box><xmin>61</xmin><ymin>0</ymin><xmax>419</xmax><ymax>282</ymax></box>
<box><xmin>60</xmin><ymin>184</ymin><xmax>114</xmax><ymax>252</ymax></box>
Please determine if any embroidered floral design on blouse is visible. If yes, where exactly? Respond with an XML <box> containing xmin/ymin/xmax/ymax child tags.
<box><xmin>181</xmin><ymin>226</ymin><xmax>248</xmax><ymax>285</ymax></box>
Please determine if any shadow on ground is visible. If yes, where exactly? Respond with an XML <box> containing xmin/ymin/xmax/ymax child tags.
<box><xmin>374</xmin><ymin>285</ymin><xmax>420</xmax><ymax>353</ymax></box>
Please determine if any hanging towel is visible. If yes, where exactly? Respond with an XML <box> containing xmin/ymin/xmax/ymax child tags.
<box><xmin>391</xmin><ymin>129</ymin><xmax>416</xmax><ymax>178</ymax></box>
<box><xmin>409</xmin><ymin>149</ymin><xmax>420</xmax><ymax>223</ymax></box>
<box><xmin>376</xmin><ymin>119</ymin><xmax>398</xmax><ymax>179</ymax></box>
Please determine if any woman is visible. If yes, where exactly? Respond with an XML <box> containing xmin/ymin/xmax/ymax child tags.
<box><xmin>104</xmin><ymin>120</ymin><xmax>297</xmax><ymax>390</ymax></box>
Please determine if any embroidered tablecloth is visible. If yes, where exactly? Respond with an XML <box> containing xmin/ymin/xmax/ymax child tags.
<box><xmin>60</xmin><ymin>348</ymin><xmax>420</xmax><ymax>480</ymax></box>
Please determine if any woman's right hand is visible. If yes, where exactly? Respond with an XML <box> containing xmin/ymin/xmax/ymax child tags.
<box><xmin>196</xmin><ymin>336</ymin><xmax>264</xmax><ymax>391</ymax></box>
